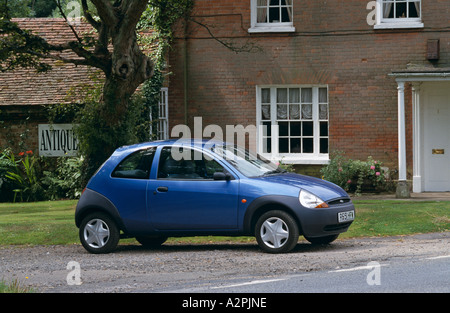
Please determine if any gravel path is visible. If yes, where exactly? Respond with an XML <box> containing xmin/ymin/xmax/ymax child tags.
<box><xmin>1</xmin><ymin>232</ymin><xmax>448</xmax><ymax>293</ymax></box>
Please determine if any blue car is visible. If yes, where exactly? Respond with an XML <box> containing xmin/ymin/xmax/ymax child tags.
<box><xmin>75</xmin><ymin>140</ymin><xmax>355</xmax><ymax>254</ymax></box>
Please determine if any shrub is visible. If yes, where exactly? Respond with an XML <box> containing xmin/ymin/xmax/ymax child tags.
<box><xmin>1</xmin><ymin>149</ymin><xmax>45</xmax><ymax>202</ymax></box>
<box><xmin>41</xmin><ymin>157</ymin><xmax>83</xmax><ymax>200</ymax></box>
<box><xmin>0</xmin><ymin>149</ymin><xmax>16</xmax><ymax>202</ymax></box>
<box><xmin>321</xmin><ymin>152</ymin><xmax>394</xmax><ymax>195</ymax></box>
<box><xmin>1</xmin><ymin>148</ymin><xmax>83</xmax><ymax>202</ymax></box>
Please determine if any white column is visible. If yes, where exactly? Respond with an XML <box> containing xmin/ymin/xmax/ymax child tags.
<box><xmin>396</xmin><ymin>81</ymin><xmax>410</xmax><ymax>198</ymax></box>
<box><xmin>412</xmin><ymin>84</ymin><xmax>422</xmax><ymax>193</ymax></box>
<box><xmin>398</xmin><ymin>81</ymin><xmax>407</xmax><ymax>181</ymax></box>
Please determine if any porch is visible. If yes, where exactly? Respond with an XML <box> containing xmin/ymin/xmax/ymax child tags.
<box><xmin>390</xmin><ymin>67</ymin><xmax>450</xmax><ymax>198</ymax></box>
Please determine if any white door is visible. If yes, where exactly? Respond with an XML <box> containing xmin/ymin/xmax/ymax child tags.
<box><xmin>423</xmin><ymin>83</ymin><xmax>450</xmax><ymax>191</ymax></box>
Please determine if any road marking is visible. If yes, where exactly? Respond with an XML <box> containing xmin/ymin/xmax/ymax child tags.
<box><xmin>328</xmin><ymin>264</ymin><xmax>389</xmax><ymax>273</ymax></box>
<box><xmin>425</xmin><ymin>255</ymin><xmax>450</xmax><ymax>260</ymax></box>
<box><xmin>211</xmin><ymin>278</ymin><xmax>288</xmax><ymax>289</ymax></box>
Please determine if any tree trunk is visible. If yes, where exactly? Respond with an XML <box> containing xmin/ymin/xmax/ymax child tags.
<box><xmin>82</xmin><ymin>26</ymin><xmax>153</xmax><ymax>181</ymax></box>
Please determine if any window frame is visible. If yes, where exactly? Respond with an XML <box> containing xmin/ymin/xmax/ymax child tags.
<box><xmin>256</xmin><ymin>85</ymin><xmax>330</xmax><ymax>165</ymax></box>
<box><xmin>150</xmin><ymin>87</ymin><xmax>169</xmax><ymax>140</ymax></box>
<box><xmin>374</xmin><ymin>0</ymin><xmax>423</xmax><ymax>29</ymax></box>
<box><xmin>249</xmin><ymin>0</ymin><xmax>295</xmax><ymax>33</ymax></box>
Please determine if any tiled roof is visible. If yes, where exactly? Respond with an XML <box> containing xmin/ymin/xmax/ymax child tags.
<box><xmin>0</xmin><ymin>18</ymin><xmax>101</xmax><ymax>106</ymax></box>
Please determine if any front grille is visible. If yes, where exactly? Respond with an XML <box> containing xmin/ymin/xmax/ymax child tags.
<box><xmin>327</xmin><ymin>198</ymin><xmax>351</xmax><ymax>206</ymax></box>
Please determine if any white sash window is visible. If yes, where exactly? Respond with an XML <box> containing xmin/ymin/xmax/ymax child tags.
<box><xmin>257</xmin><ymin>86</ymin><xmax>329</xmax><ymax>164</ymax></box>
<box><xmin>375</xmin><ymin>0</ymin><xmax>423</xmax><ymax>29</ymax></box>
<box><xmin>249</xmin><ymin>0</ymin><xmax>295</xmax><ymax>33</ymax></box>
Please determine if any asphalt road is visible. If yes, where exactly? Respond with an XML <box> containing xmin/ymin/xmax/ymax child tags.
<box><xmin>0</xmin><ymin>232</ymin><xmax>448</xmax><ymax>294</ymax></box>
<box><xmin>168</xmin><ymin>254</ymin><xmax>450</xmax><ymax>293</ymax></box>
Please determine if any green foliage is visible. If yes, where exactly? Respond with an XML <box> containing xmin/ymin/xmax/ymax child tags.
<box><xmin>0</xmin><ymin>149</ymin><xmax>16</xmax><ymax>202</ymax></box>
<box><xmin>0</xmin><ymin>17</ymin><xmax>52</xmax><ymax>72</ymax></box>
<box><xmin>1</xmin><ymin>149</ymin><xmax>45</xmax><ymax>202</ymax></box>
<box><xmin>0</xmin><ymin>279</ymin><xmax>34</xmax><ymax>293</ymax></box>
<box><xmin>321</xmin><ymin>152</ymin><xmax>395</xmax><ymax>195</ymax></box>
<box><xmin>0</xmin><ymin>147</ymin><xmax>83</xmax><ymax>202</ymax></box>
<box><xmin>42</xmin><ymin>157</ymin><xmax>83</xmax><ymax>200</ymax></box>
<box><xmin>139</xmin><ymin>0</ymin><xmax>194</xmax><ymax>64</ymax></box>
<box><xmin>1</xmin><ymin>0</ymin><xmax>57</xmax><ymax>18</ymax></box>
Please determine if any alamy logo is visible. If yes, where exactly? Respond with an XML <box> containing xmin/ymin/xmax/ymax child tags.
<box><xmin>366</xmin><ymin>1</ymin><xmax>377</xmax><ymax>26</ymax></box>
<box><xmin>66</xmin><ymin>261</ymin><xmax>82</xmax><ymax>286</ymax></box>
<box><xmin>66</xmin><ymin>1</ymin><xmax>82</xmax><ymax>26</ymax></box>
<box><xmin>366</xmin><ymin>261</ymin><xmax>381</xmax><ymax>286</ymax></box>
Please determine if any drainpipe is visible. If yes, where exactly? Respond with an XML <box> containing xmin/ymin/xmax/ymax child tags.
<box><xmin>183</xmin><ymin>17</ymin><xmax>189</xmax><ymax>125</ymax></box>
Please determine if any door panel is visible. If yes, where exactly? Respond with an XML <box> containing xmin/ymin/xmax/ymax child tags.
<box><xmin>424</xmin><ymin>86</ymin><xmax>450</xmax><ymax>191</ymax></box>
<box><xmin>148</xmin><ymin>179</ymin><xmax>239</xmax><ymax>230</ymax></box>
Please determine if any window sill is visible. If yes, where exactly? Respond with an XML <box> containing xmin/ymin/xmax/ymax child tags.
<box><xmin>374</xmin><ymin>22</ymin><xmax>424</xmax><ymax>30</ymax></box>
<box><xmin>262</xmin><ymin>154</ymin><xmax>330</xmax><ymax>165</ymax></box>
<box><xmin>248</xmin><ymin>26</ymin><xmax>296</xmax><ymax>33</ymax></box>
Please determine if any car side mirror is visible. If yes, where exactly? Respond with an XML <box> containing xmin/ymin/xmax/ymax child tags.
<box><xmin>213</xmin><ymin>172</ymin><xmax>232</xmax><ymax>181</ymax></box>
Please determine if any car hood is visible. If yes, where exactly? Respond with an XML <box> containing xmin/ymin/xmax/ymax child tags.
<box><xmin>254</xmin><ymin>173</ymin><xmax>349</xmax><ymax>201</ymax></box>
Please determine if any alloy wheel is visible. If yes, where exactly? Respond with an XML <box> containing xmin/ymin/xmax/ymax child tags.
<box><xmin>83</xmin><ymin>218</ymin><xmax>110</xmax><ymax>249</ymax></box>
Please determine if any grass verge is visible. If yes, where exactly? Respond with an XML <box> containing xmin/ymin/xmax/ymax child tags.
<box><xmin>0</xmin><ymin>199</ymin><xmax>449</xmax><ymax>246</ymax></box>
<box><xmin>0</xmin><ymin>279</ymin><xmax>34</xmax><ymax>293</ymax></box>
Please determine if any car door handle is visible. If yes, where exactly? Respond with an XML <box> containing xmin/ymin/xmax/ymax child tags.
<box><xmin>156</xmin><ymin>186</ymin><xmax>168</xmax><ymax>192</ymax></box>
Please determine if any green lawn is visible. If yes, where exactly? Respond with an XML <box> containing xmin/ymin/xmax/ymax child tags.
<box><xmin>0</xmin><ymin>200</ymin><xmax>79</xmax><ymax>245</ymax></box>
<box><xmin>341</xmin><ymin>200</ymin><xmax>450</xmax><ymax>238</ymax></box>
<box><xmin>0</xmin><ymin>199</ymin><xmax>449</xmax><ymax>246</ymax></box>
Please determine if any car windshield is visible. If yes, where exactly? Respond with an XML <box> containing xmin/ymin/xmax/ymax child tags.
<box><xmin>210</xmin><ymin>144</ymin><xmax>284</xmax><ymax>177</ymax></box>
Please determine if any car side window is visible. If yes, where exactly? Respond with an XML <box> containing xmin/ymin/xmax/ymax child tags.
<box><xmin>112</xmin><ymin>147</ymin><xmax>156</xmax><ymax>179</ymax></box>
<box><xmin>157</xmin><ymin>147</ymin><xmax>227</xmax><ymax>180</ymax></box>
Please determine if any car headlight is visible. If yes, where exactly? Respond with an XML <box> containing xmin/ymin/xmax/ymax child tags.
<box><xmin>299</xmin><ymin>190</ymin><xmax>329</xmax><ymax>208</ymax></box>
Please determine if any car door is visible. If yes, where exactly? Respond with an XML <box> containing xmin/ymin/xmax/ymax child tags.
<box><xmin>147</xmin><ymin>146</ymin><xmax>239</xmax><ymax>230</ymax></box>
<box><xmin>106</xmin><ymin>147</ymin><xmax>156</xmax><ymax>232</ymax></box>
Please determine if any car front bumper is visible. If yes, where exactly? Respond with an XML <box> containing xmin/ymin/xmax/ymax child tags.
<box><xmin>296</xmin><ymin>202</ymin><xmax>355</xmax><ymax>238</ymax></box>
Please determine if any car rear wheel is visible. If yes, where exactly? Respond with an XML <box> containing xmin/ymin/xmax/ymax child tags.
<box><xmin>79</xmin><ymin>213</ymin><xmax>120</xmax><ymax>254</ymax></box>
<box><xmin>255</xmin><ymin>210</ymin><xmax>299</xmax><ymax>253</ymax></box>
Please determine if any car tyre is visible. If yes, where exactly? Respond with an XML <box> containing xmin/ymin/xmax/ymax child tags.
<box><xmin>136</xmin><ymin>236</ymin><xmax>168</xmax><ymax>248</ymax></box>
<box><xmin>255</xmin><ymin>210</ymin><xmax>299</xmax><ymax>253</ymax></box>
<box><xmin>79</xmin><ymin>212</ymin><xmax>120</xmax><ymax>254</ymax></box>
<box><xmin>304</xmin><ymin>234</ymin><xmax>339</xmax><ymax>245</ymax></box>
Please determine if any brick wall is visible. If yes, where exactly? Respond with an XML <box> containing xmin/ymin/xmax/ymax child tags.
<box><xmin>0</xmin><ymin>106</ymin><xmax>47</xmax><ymax>154</ymax></box>
<box><xmin>167</xmin><ymin>0</ymin><xmax>450</xmax><ymax>175</ymax></box>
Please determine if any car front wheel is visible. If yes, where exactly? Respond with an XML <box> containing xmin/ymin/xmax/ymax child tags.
<box><xmin>255</xmin><ymin>210</ymin><xmax>299</xmax><ymax>253</ymax></box>
<box><xmin>79</xmin><ymin>212</ymin><xmax>120</xmax><ymax>254</ymax></box>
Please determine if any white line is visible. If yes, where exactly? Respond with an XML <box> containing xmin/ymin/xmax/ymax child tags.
<box><xmin>211</xmin><ymin>278</ymin><xmax>287</xmax><ymax>289</ymax></box>
<box><xmin>329</xmin><ymin>264</ymin><xmax>389</xmax><ymax>273</ymax></box>
<box><xmin>425</xmin><ymin>255</ymin><xmax>450</xmax><ymax>260</ymax></box>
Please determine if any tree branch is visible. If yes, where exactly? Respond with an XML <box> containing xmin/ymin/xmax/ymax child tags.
<box><xmin>122</xmin><ymin>0</ymin><xmax>149</xmax><ymax>28</ymax></box>
<box><xmin>189</xmin><ymin>17</ymin><xmax>261</xmax><ymax>54</ymax></box>
<box><xmin>81</xmin><ymin>0</ymin><xmax>101</xmax><ymax>30</ymax></box>
<box><xmin>90</xmin><ymin>0</ymin><xmax>118</xmax><ymax>28</ymax></box>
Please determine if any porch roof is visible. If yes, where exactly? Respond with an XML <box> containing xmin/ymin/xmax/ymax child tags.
<box><xmin>390</xmin><ymin>66</ymin><xmax>450</xmax><ymax>81</ymax></box>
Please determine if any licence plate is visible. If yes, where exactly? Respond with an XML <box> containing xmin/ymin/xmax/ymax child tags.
<box><xmin>338</xmin><ymin>210</ymin><xmax>355</xmax><ymax>223</ymax></box>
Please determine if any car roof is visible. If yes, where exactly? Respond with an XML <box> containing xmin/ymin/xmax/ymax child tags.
<box><xmin>114</xmin><ymin>139</ymin><xmax>229</xmax><ymax>153</ymax></box>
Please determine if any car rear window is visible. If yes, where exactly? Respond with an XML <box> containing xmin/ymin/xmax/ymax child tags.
<box><xmin>111</xmin><ymin>148</ymin><xmax>156</xmax><ymax>179</ymax></box>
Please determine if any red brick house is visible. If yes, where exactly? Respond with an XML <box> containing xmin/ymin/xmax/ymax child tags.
<box><xmin>2</xmin><ymin>1</ymin><xmax>450</xmax><ymax>196</ymax></box>
<box><xmin>166</xmin><ymin>0</ymin><xmax>450</xmax><ymax>195</ymax></box>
